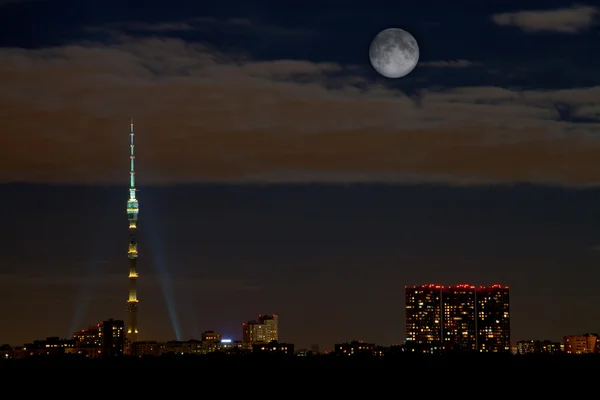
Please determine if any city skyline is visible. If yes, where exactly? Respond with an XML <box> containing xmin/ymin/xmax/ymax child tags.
<box><xmin>1</xmin><ymin>271</ymin><xmax>591</xmax><ymax>348</ymax></box>
<box><xmin>6</xmin><ymin>313</ymin><xmax>598</xmax><ymax>356</ymax></box>
<box><xmin>3</xmin><ymin>179</ymin><xmax>600</xmax><ymax>348</ymax></box>
<box><xmin>1</xmin><ymin>0</ymin><xmax>600</xmax><ymax>350</ymax></box>
<box><xmin>5</xmin><ymin>290</ymin><xmax>596</xmax><ymax>356</ymax></box>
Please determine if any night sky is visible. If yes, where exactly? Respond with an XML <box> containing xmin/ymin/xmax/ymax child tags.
<box><xmin>1</xmin><ymin>0</ymin><xmax>600</xmax><ymax>350</ymax></box>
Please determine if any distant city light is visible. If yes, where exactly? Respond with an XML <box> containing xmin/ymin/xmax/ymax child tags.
<box><xmin>221</xmin><ymin>339</ymin><xmax>232</xmax><ymax>343</ymax></box>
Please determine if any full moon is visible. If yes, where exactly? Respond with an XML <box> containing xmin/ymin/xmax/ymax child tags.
<box><xmin>369</xmin><ymin>28</ymin><xmax>419</xmax><ymax>79</ymax></box>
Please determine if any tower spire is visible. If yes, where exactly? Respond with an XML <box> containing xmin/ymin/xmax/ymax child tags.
<box><xmin>129</xmin><ymin>118</ymin><xmax>136</xmax><ymax>197</ymax></box>
<box><xmin>126</xmin><ymin>117</ymin><xmax>140</xmax><ymax>346</ymax></box>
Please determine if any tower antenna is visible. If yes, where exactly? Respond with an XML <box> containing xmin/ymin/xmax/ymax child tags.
<box><xmin>125</xmin><ymin>117</ymin><xmax>140</xmax><ymax>347</ymax></box>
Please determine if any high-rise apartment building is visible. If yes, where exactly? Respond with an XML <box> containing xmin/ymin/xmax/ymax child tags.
<box><xmin>442</xmin><ymin>284</ymin><xmax>477</xmax><ymax>351</ymax></box>
<box><xmin>405</xmin><ymin>284</ymin><xmax>443</xmax><ymax>353</ymax></box>
<box><xmin>99</xmin><ymin>319</ymin><xmax>125</xmax><ymax>357</ymax></box>
<box><xmin>242</xmin><ymin>314</ymin><xmax>279</xmax><ymax>345</ymax></box>
<box><xmin>476</xmin><ymin>285</ymin><xmax>510</xmax><ymax>353</ymax></box>
<box><xmin>405</xmin><ymin>284</ymin><xmax>510</xmax><ymax>353</ymax></box>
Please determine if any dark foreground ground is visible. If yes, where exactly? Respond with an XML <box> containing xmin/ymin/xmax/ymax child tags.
<box><xmin>2</xmin><ymin>353</ymin><xmax>600</xmax><ymax>367</ymax></box>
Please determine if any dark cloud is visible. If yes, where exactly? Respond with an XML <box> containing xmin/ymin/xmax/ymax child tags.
<box><xmin>116</xmin><ymin>22</ymin><xmax>196</xmax><ymax>32</ymax></box>
<box><xmin>86</xmin><ymin>17</ymin><xmax>310</xmax><ymax>38</ymax></box>
<box><xmin>197</xmin><ymin>17</ymin><xmax>312</xmax><ymax>36</ymax></box>
<box><xmin>419</xmin><ymin>59</ymin><xmax>481</xmax><ymax>68</ymax></box>
<box><xmin>1</xmin><ymin>37</ymin><xmax>600</xmax><ymax>186</ymax></box>
<box><xmin>492</xmin><ymin>5</ymin><xmax>599</xmax><ymax>33</ymax></box>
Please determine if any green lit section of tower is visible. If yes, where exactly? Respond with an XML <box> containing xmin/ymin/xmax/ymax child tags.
<box><xmin>126</xmin><ymin>117</ymin><xmax>139</xmax><ymax>343</ymax></box>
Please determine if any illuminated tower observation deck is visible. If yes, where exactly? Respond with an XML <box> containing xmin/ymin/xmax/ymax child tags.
<box><xmin>126</xmin><ymin>118</ymin><xmax>139</xmax><ymax>343</ymax></box>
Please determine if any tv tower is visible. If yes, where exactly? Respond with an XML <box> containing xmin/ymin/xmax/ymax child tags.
<box><xmin>125</xmin><ymin>117</ymin><xmax>139</xmax><ymax>343</ymax></box>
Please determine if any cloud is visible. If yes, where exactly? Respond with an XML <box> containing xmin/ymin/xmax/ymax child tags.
<box><xmin>492</xmin><ymin>4</ymin><xmax>599</xmax><ymax>33</ymax></box>
<box><xmin>116</xmin><ymin>22</ymin><xmax>196</xmax><ymax>32</ymax></box>
<box><xmin>419</xmin><ymin>59</ymin><xmax>480</xmax><ymax>68</ymax></box>
<box><xmin>1</xmin><ymin>36</ymin><xmax>600</xmax><ymax>187</ymax></box>
<box><xmin>87</xmin><ymin>17</ymin><xmax>310</xmax><ymax>38</ymax></box>
<box><xmin>192</xmin><ymin>16</ymin><xmax>311</xmax><ymax>36</ymax></box>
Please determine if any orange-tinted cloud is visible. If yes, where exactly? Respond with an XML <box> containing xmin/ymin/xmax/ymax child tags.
<box><xmin>1</xmin><ymin>36</ymin><xmax>599</xmax><ymax>186</ymax></box>
<box><xmin>492</xmin><ymin>5</ymin><xmax>599</xmax><ymax>33</ymax></box>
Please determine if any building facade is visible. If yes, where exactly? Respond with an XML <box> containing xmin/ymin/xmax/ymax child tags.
<box><xmin>476</xmin><ymin>285</ymin><xmax>510</xmax><ymax>353</ymax></box>
<box><xmin>202</xmin><ymin>331</ymin><xmax>222</xmax><ymax>343</ymax></box>
<box><xmin>405</xmin><ymin>284</ymin><xmax>510</xmax><ymax>353</ymax></box>
<box><xmin>516</xmin><ymin>340</ymin><xmax>561</xmax><ymax>354</ymax></box>
<box><xmin>99</xmin><ymin>319</ymin><xmax>125</xmax><ymax>357</ymax></box>
<box><xmin>442</xmin><ymin>284</ymin><xmax>477</xmax><ymax>351</ymax></box>
<box><xmin>334</xmin><ymin>340</ymin><xmax>376</xmax><ymax>356</ymax></box>
<box><xmin>252</xmin><ymin>342</ymin><xmax>294</xmax><ymax>355</ymax></box>
<box><xmin>405</xmin><ymin>284</ymin><xmax>443</xmax><ymax>353</ymax></box>
<box><xmin>242</xmin><ymin>314</ymin><xmax>279</xmax><ymax>346</ymax></box>
<box><xmin>564</xmin><ymin>334</ymin><xmax>599</xmax><ymax>354</ymax></box>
